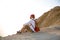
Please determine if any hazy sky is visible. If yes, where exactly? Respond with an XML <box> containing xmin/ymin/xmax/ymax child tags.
<box><xmin>0</xmin><ymin>0</ymin><xmax>60</xmax><ymax>37</ymax></box>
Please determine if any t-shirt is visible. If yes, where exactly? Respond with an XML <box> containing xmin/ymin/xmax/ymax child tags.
<box><xmin>24</xmin><ymin>19</ymin><xmax>35</xmax><ymax>28</ymax></box>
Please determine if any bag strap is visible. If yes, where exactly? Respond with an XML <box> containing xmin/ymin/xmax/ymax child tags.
<box><xmin>30</xmin><ymin>19</ymin><xmax>35</xmax><ymax>29</ymax></box>
<box><xmin>31</xmin><ymin>23</ymin><xmax>35</xmax><ymax>29</ymax></box>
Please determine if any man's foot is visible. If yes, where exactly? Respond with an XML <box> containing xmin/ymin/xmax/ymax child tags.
<box><xmin>31</xmin><ymin>31</ymin><xmax>35</xmax><ymax>33</ymax></box>
<box><xmin>17</xmin><ymin>31</ymin><xmax>21</xmax><ymax>34</ymax></box>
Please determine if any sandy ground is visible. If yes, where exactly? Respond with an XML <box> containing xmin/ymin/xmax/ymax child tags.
<box><xmin>1</xmin><ymin>26</ymin><xmax>60</xmax><ymax>40</ymax></box>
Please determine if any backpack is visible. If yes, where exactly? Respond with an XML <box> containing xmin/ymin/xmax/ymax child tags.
<box><xmin>34</xmin><ymin>20</ymin><xmax>40</xmax><ymax>32</ymax></box>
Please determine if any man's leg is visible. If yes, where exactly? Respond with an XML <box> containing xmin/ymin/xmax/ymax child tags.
<box><xmin>20</xmin><ymin>25</ymin><xmax>33</xmax><ymax>33</ymax></box>
<box><xmin>29</xmin><ymin>26</ymin><xmax>35</xmax><ymax>32</ymax></box>
<box><xmin>26</xmin><ymin>25</ymin><xmax>34</xmax><ymax>32</ymax></box>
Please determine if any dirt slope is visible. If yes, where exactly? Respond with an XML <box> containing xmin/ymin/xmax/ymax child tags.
<box><xmin>37</xmin><ymin>6</ymin><xmax>60</xmax><ymax>27</ymax></box>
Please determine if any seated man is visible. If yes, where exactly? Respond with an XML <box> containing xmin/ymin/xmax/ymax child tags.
<box><xmin>17</xmin><ymin>14</ymin><xmax>40</xmax><ymax>34</ymax></box>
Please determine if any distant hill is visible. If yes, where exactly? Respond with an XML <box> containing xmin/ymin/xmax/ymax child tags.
<box><xmin>37</xmin><ymin>6</ymin><xmax>60</xmax><ymax>28</ymax></box>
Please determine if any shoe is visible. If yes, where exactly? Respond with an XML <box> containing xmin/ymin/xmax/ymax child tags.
<box><xmin>17</xmin><ymin>31</ymin><xmax>21</xmax><ymax>34</ymax></box>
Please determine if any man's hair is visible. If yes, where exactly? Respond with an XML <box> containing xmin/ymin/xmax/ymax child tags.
<box><xmin>30</xmin><ymin>14</ymin><xmax>35</xmax><ymax>18</ymax></box>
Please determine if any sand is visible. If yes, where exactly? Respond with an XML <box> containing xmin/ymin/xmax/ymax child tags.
<box><xmin>1</xmin><ymin>26</ymin><xmax>60</xmax><ymax>40</ymax></box>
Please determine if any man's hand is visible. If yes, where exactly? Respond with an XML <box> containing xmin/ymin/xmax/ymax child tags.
<box><xmin>29</xmin><ymin>24</ymin><xmax>32</xmax><ymax>26</ymax></box>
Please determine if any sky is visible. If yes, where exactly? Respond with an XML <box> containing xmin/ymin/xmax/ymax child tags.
<box><xmin>0</xmin><ymin>0</ymin><xmax>60</xmax><ymax>37</ymax></box>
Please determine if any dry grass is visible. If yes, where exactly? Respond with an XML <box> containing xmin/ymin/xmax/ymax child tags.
<box><xmin>36</xmin><ymin>6</ymin><xmax>60</xmax><ymax>28</ymax></box>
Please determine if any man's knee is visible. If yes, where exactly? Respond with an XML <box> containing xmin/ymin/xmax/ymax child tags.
<box><xmin>22</xmin><ymin>24</ymin><xmax>34</xmax><ymax>32</ymax></box>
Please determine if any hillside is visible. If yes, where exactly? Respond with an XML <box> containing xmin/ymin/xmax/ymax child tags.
<box><xmin>2</xmin><ymin>26</ymin><xmax>60</xmax><ymax>40</ymax></box>
<box><xmin>37</xmin><ymin>6</ymin><xmax>60</xmax><ymax>28</ymax></box>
